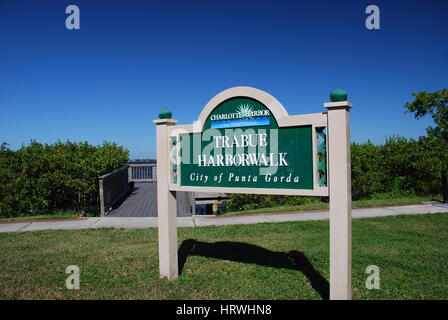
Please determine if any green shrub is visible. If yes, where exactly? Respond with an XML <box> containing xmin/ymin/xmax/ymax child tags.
<box><xmin>353</xmin><ymin>136</ymin><xmax>443</xmax><ymax>199</ymax></box>
<box><xmin>0</xmin><ymin>140</ymin><xmax>129</xmax><ymax>217</ymax></box>
<box><xmin>224</xmin><ymin>135</ymin><xmax>444</xmax><ymax>211</ymax></box>
<box><xmin>223</xmin><ymin>194</ymin><xmax>322</xmax><ymax>212</ymax></box>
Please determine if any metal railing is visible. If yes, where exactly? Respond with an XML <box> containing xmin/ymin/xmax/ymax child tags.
<box><xmin>99</xmin><ymin>166</ymin><xmax>131</xmax><ymax>216</ymax></box>
<box><xmin>98</xmin><ymin>161</ymin><xmax>226</xmax><ymax>216</ymax></box>
<box><xmin>98</xmin><ymin>161</ymin><xmax>158</xmax><ymax>216</ymax></box>
<box><xmin>128</xmin><ymin>162</ymin><xmax>157</xmax><ymax>182</ymax></box>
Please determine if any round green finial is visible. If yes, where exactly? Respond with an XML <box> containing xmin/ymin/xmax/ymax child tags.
<box><xmin>159</xmin><ymin>108</ymin><xmax>172</xmax><ymax>119</ymax></box>
<box><xmin>330</xmin><ymin>88</ymin><xmax>347</xmax><ymax>102</ymax></box>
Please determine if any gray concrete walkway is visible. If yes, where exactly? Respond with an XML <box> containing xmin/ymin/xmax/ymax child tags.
<box><xmin>1</xmin><ymin>202</ymin><xmax>447</xmax><ymax>233</ymax></box>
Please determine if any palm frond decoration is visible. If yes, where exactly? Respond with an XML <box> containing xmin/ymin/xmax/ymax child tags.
<box><xmin>236</xmin><ymin>103</ymin><xmax>254</xmax><ymax>118</ymax></box>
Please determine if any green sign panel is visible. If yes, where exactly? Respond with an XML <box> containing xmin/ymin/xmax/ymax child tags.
<box><xmin>179</xmin><ymin>97</ymin><xmax>313</xmax><ymax>190</ymax></box>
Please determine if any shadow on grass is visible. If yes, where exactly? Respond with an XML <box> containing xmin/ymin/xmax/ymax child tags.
<box><xmin>178</xmin><ymin>239</ymin><xmax>329</xmax><ymax>300</ymax></box>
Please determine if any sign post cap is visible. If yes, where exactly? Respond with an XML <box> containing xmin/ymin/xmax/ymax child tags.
<box><xmin>159</xmin><ymin>108</ymin><xmax>172</xmax><ymax>119</ymax></box>
<box><xmin>330</xmin><ymin>88</ymin><xmax>348</xmax><ymax>102</ymax></box>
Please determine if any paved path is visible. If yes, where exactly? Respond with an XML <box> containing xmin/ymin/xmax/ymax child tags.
<box><xmin>1</xmin><ymin>202</ymin><xmax>447</xmax><ymax>233</ymax></box>
<box><xmin>106</xmin><ymin>182</ymin><xmax>192</xmax><ymax>217</ymax></box>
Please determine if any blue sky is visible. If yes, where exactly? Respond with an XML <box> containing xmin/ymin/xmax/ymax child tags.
<box><xmin>0</xmin><ymin>0</ymin><xmax>447</xmax><ymax>159</ymax></box>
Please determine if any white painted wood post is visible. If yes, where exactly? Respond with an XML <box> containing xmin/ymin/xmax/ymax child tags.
<box><xmin>154</xmin><ymin>114</ymin><xmax>178</xmax><ymax>281</ymax></box>
<box><xmin>325</xmin><ymin>98</ymin><xmax>352</xmax><ymax>300</ymax></box>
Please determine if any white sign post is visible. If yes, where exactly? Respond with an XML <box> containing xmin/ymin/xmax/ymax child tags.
<box><xmin>154</xmin><ymin>115</ymin><xmax>179</xmax><ymax>280</ymax></box>
<box><xmin>325</xmin><ymin>99</ymin><xmax>352</xmax><ymax>300</ymax></box>
<box><xmin>154</xmin><ymin>87</ymin><xmax>352</xmax><ymax>299</ymax></box>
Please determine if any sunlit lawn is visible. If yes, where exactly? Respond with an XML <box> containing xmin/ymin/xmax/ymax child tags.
<box><xmin>0</xmin><ymin>213</ymin><xmax>447</xmax><ymax>299</ymax></box>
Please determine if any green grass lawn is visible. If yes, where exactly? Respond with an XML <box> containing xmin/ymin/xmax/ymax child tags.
<box><xmin>221</xmin><ymin>194</ymin><xmax>441</xmax><ymax>216</ymax></box>
<box><xmin>0</xmin><ymin>213</ymin><xmax>447</xmax><ymax>300</ymax></box>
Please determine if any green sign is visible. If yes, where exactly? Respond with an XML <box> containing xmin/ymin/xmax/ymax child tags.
<box><xmin>179</xmin><ymin>97</ymin><xmax>313</xmax><ymax>190</ymax></box>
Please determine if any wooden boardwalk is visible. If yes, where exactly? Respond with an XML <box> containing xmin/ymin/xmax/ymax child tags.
<box><xmin>106</xmin><ymin>182</ymin><xmax>192</xmax><ymax>217</ymax></box>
